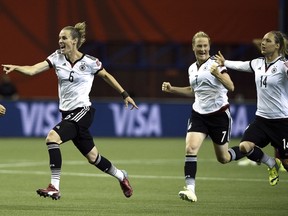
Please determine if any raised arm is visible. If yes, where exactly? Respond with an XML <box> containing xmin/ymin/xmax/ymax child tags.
<box><xmin>97</xmin><ymin>68</ymin><xmax>138</xmax><ymax>110</ymax></box>
<box><xmin>162</xmin><ymin>82</ymin><xmax>194</xmax><ymax>97</ymax></box>
<box><xmin>215</xmin><ymin>51</ymin><xmax>252</xmax><ymax>72</ymax></box>
<box><xmin>2</xmin><ymin>61</ymin><xmax>50</xmax><ymax>76</ymax></box>
<box><xmin>210</xmin><ymin>64</ymin><xmax>234</xmax><ymax>92</ymax></box>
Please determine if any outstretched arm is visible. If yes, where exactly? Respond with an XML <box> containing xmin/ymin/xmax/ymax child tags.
<box><xmin>162</xmin><ymin>82</ymin><xmax>194</xmax><ymax>97</ymax></box>
<box><xmin>97</xmin><ymin>68</ymin><xmax>138</xmax><ymax>110</ymax></box>
<box><xmin>2</xmin><ymin>61</ymin><xmax>50</xmax><ymax>76</ymax></box>
<box><xmin>215</xmin><ymin>51</ymin><xmax>252</xmax><ymax>72</ymax></box>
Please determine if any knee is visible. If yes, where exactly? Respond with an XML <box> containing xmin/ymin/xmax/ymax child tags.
<box><xmin>46</xmin><ymin>130</ymin><xmax>61</xmax><ymax>144</ymax></box>
<box><xmin>239</xmin><ymin>142</ymin><xmax>253</xmax><ymax>154</ymax></box>
<box><xmin>216</xmin><ymin>155</ymin><xmax>230</xmax><ymax>164</ymax></box>
<box><xmin>86</xmin><ymin>147</ymin><xmax>98</xmax><ymax>164</ymax></box>
<box><xmin>185</xmin><ymin>144</ymin><xmax>196</xmax><ymax>155</ymax></box>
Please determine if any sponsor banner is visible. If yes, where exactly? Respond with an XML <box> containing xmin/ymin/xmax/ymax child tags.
<box><xmin>0</xmin><ymin>100</ymin><xmax>256</xmax><ymax>138</ymax></box>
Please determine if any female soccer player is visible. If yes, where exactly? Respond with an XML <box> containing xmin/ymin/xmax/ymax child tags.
<box><xmin>162</xmin><ymin>31</ymin><xmax>244</xmax><ymax>203</ymax></box>
<box><xmin>2</xmin><ymin>22</ymin><xmax>138</xmax><ymax>200</ymax></box>
<box><xmin>215</xmin><ymin>31</ymin><xmax>288</xmax><ymax>186</ymax></box>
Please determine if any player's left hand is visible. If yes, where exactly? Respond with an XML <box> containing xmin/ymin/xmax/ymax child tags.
<box><xmin>124</xmin><ymin>97</ymin><xmax>138</xmax><ymax>110</ymax></box>
<box><xmin>0</xmin><ymin>104</ymin><xmax>6</xmax><ymax>116</ymax></box>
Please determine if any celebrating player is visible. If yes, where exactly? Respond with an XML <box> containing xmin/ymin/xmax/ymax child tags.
<box><xmin>2</xmin><ymin>21</ymin><xmax>138</xmax><ymax>200</ymax></box>
<box><xmin>162</xmin><ymin>31</ymin><xmax>244</xmax><ymax>203</ymax></box>
<box><xmin>215</xmin><ymin>31</ymin><xmax>288</xmax><ymax>185</ymax></box>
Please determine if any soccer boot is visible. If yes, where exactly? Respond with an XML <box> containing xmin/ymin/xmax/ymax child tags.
<box><xmin>268</xmin><ymin>158</ymin><xmax>281</xmax><ymax>186</ymax></box>
<box><xmin>119</xmin><ymin>170</ymin><xmax>133</xmax><ymax>198</ymax></box>
<box><xmin>178</xmin><ymin>187</ymin><xmax>197</xmax><ymax>202</ymax></box>
<box><xmin>279</xmin><ymin>162</ymin><xmax>286</xmax><ymax>172</ymax></box>
<box><xmin>36</xmin><ymin>183</ymin><xmax>61</xmax><ymax>200</ymax></box>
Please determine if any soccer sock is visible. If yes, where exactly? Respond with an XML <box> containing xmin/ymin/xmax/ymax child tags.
<box><xmin>228</xmin><ymin>146</ymin><xmax>245</xmax><ymax>161</ymax></box>
<box><xmin>92</xmin><ymin>154</ymin><xmax>124</xmax><ymax>181</ymax></box>
<box><xmin>184</xmin><ymin>155</ymin><xmax>197</xmax><ymax>193</ymax></box>
<box><xmin>260</xmin><ymin>153</ymin><xmax>276</xmax><ymax>169</ymax></box>
<box><xmin>246</xmin><ymin>146</ymin><xmax>264</xmax><ymax>164</ymax></box>
<box><xmin>47</xmin><ymin>142</ymin><xmax>62</xmax><ymax>190</ymax></box>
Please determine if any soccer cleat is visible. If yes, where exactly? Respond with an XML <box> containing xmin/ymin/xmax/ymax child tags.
<box><xmin>279</xmin><ymin>162</ymin><xmax>286</xmax><ymax>172</ymax></box>
<box><xmin>268</xmin><ymin>158</ymin><xmax>281</xmax><ymax>186</ymax></box>
<box><xmin>119</xmin><ymin>170</ymin><xmax>133</xmax><ymax>198</ymax></box>
<box><xmin>36</xmin><ymin>184</ymin><xmax>61</xmax><ymax>200</ymax></box>
<box><xmin>178</xmin><ymin>187</ymin><xmax>197</xmax><ymax>202</ymax></box>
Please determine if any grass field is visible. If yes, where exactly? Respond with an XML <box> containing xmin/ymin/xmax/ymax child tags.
<box><xmin>0</xmin><ymin>137</ymin><xmax>287</xmax><ymax>216</ymax></box>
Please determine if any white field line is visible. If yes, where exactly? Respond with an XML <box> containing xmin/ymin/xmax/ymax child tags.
<box><xmin>0</xmin><ymin>160</ymin><xmax>287</xmax><ymax>183</ymax></box>
<box><xmin>0</xmin><ymin>169</ymin><xmax>286</xmax><ymax>183</ymax></box>
<box><xmin>0</xmin><ymin>159</ymin><xmax>218</xmax><ymax>168</ymax></box>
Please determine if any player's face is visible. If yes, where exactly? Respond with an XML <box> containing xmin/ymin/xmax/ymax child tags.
<box><xmin>192</xmin><ymin>37</ymin><xmax>210</xmax><ymax>64</ymax></box>
<box><xmin>261</xmin><ymin>32</ymin><xmax>280</xmax><ymax>57</ymax></box>
<box><xmin>58</xmin><ymin>29</ymin><xmax>77</xmax><ymax>54</ymax></box>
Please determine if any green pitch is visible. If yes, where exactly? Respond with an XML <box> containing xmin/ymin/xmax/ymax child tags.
<box><xmin>0</xmin><ymin>138</ymin><xmax>287</xmax><ymax>216</ymax></box>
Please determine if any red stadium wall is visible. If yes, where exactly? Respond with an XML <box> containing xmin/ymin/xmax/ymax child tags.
<box><xmin>0</xmin><ymin>0</ymin><xmax>278</xmax><ymax>98</ymax></box>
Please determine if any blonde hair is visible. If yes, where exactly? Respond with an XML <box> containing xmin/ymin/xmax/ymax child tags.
<box><xmin>269</xmin><ymin>31</ymin><xmax>288</xmax><ymax>56</ymax></box>
<box><xmin>63</xmin><ymin>22</ymin><xmax>86</xmax><ymax>49</ymax></box>
<box><xmin>192</xmin><ymin>31</ymin><xmax>211</xmax><ymax>47</ymax></box>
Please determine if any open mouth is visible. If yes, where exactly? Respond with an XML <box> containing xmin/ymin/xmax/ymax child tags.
<box><xmin>199</xmin><ymin>53</ymin><xmax>206</xmax><ymax>57</ymax></box>
<box><xmin>59</xmin><ymin>44</ymin><xmax>65</xmax><ymax>51</ymax></box>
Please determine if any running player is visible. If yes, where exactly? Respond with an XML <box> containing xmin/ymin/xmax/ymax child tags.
<box><xmin>162</xmin><ymin>31</ymin><xmax>244</xmax><ymax>203</ymax></box>
<box><xmin>2</xmin><ymin>22</ymin><xmax>138</xmax><ymax>200</ymax></box>
<box><xmin>215</xmin><ymin>31</ymin><xmax>288</xmax><ymax>186</ymax></box>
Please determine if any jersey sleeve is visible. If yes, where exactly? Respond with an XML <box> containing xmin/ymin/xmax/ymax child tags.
<box><xmin>284</xmin><ymin>61</ymin><xmax>288</xmax><ymax>75</ymax></box>
<box><xmin>224</xmin><ymin>60</ymin><xmax>252</xmax><ymax>72</ymax></box>
<box><xmin>85</xmin><ymin>55</ymin><xmax>103</xmax><ymax>75</ymax></box>
<box><xmin>93</xmin><ymin>58</ymin><xmax>103</xmax><ymax>75</ymax></box>
<box><xmin>218</xmin><ymin>65</ymin><xmax>228</xmax><ymax>73</ymax></box>
<box><xmin>46</xmin><ymin>50</ymin><xmax>59</xmax><ymax>68</ymax></box>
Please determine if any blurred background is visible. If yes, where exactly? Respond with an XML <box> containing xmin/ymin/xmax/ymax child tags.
<box><xmin>0</xmin><ymin>0</ymin><xmax>287</xmax><ymax>137</ymax></box>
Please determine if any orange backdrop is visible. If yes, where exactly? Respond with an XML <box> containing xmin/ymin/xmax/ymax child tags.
<box><xmin>0</xmin><ymin>0</ymin><xmax>278</xmax><ymax>98</ymax></box>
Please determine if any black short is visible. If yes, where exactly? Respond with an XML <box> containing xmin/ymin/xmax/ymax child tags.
<box><xmin>53</xmin><ymin>106</ymin><xmax>95</xmax><ymax>156</ymax></box>
<box><xmin>241</xmin><ymin>116</ymin><xmax>288</xmax><ymax>159</ymax></box>
<box><xmin>187</xmin><ymin>108</ymin><xmax>232</xmax><ymax>145</ymax></box>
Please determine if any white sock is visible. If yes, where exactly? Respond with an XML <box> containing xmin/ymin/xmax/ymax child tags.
<box><xmin>51</xmin><ymin>179</ymin><xmax>60</xmax><ymax>190</ymax></box>
<box><xmin>114</xmin><ymin>169</ymin><xmax>125</xmax><ymax>181</ymax></box>
<box><xmin>186</xmin><ymin>185</ymin><xmax>195</xmax><ymax>193</ymax></box>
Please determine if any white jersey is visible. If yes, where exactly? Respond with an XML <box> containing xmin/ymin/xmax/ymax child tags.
<box><xmin>189</xmin><ymin>57</ymin><xmax>229</xmax><ymax>114</ymax></box>
<box><xmin>46</xmin><ymin>50</ymin><xmax>103</xmax><ymax>111</ymax></box>
<box><xmin>225</xmin><ymin>57</ymin><xmax>288</xmax><ymax>119</ymax></box>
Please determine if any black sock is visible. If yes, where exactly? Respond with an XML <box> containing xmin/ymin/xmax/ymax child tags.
<box><xmin>47</xmin><ymin>142</ymin><xmax>62</xmax><ymax>188</ymax></box>
<box><xmin>91</xmin><ymin>154</ymin><xmax>113</xmax><ymax>173</ymax></box>
<box><xmin>246</xmin><ymin>146</ymin><xmax>264</xmax><ymax>163</ymax></box>
<box><xmin>228</xmin><ymin>146</ymin><xmax>245</xmax><ymax>161</ymax></box>
<box><xmin>47</xmin><ymin>142</ymin><xmax>62</xmax><ymax>170</ymax></box>
<box><xmin>184</xmin><ymin>155</ymin><xmax>197</xmax><ymax>179</ymax></box>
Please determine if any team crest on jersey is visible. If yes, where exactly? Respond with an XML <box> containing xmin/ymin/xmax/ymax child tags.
<box><xmin>271</xmin><ymin>67</ymin><xmax>277</xmax><ymax>74</ymax></box>
<box><xmin>79</xmin><ymin>63</ymin><xmax>86</xmax><ymax>71</ymax></box>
